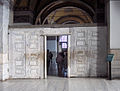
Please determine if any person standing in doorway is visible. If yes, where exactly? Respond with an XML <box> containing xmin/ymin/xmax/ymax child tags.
<box><xmin>47</xmin><ymin>49</ymin><xmax>50</xmax><ymax>75</ymax></box>
<box><xmin>63</xmin><ymin>52</ymin><xmax>67</xmax><ymax>77</ymax></box>
<box><xmin>56</xmin><ymin>52</ymin><xmax>64</xmax><ymax>77</ymax></box>
<box><xmin>49</xmin><ymin>51</ymin><xmax>53</xmax><ymax>63</ymax></box>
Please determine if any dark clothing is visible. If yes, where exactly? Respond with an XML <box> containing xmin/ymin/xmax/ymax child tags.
<box><xmin>47</xmin><ymin>50</ymin><xmax>53</xmax><ymax>75</ymax></box>
<box><xmin>47</xmin><ymin>58</ymin><xmax>50</xmax><ymax>74</ymax></box>
<box><xmin>63</xmin><ymin>55</ymin><xmax>67</xmax><ymax>69</ymax></box>
<box><xmin>47</xmin><ymin>50</ymin><xmax>50</xmax><ymax>74</ymax></box>
<box><xmin>49</xmin><ymin>52</ymin><xmax>53</xmax><ymax>60</ymax></box>
<box><xmin>56</xmin><ymin>52</ymin><xmax>64</xmax><ymax>76</ymax></box>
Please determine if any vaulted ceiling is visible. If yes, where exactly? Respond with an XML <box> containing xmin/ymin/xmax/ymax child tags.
<box><xmin>13</xmin><ymin>0</ymin><xmax>105</xmax><ymax>24</ymax></box>
<box><xmin>14</xmin><ymin>0</ymin><xmax>104</xmax><ymax>10</ymax></box>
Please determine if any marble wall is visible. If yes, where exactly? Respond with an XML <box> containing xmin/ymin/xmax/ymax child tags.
<box><xmin>9</xmin><ymin>26</ymin><xmax>107</xmax><ymax>78</ymax></box>
<box><xmin>0</xmin><ymin>0</ymin><xmax>9</xmax><ymax>81</ymax></box>
<box><xmin>70</xmin><ymin>27</ymin><xmax>107</xmax><ymax>77</ymax></box>
<box><xmin>0</xmin><ymin>0</ymin><xmax>3</xmax><ymax>81</ymax></box>
<box><xmin>0</xmin><ymin>4</ymin><xmax>109</xmax><ymax>79</ymax></box>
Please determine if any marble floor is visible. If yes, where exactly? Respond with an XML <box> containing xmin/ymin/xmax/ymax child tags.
<box><xmin>0</xmin><ymin>77</ymin><xmax>120</xmax><ymax>91</ymax></box>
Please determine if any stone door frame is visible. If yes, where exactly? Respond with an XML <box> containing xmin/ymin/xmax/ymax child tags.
<box><xmin>44</xmin><ymin>34</ymin><xmax>71</xmax><ymax>78</ymax></box>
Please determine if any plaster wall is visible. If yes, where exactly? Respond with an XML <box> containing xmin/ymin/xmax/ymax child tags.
<box><xmin>110</xmin><ymin>0</ymin><xmax>120</xmax><ymax>48</ymax></box>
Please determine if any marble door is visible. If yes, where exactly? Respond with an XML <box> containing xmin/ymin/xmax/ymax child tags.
<box><xmin>9</xmin><ymin>31</ymin><xmax>26</xmax><ymax>78</ymax></box>
<box><xmin>70</xmin><ymin>27</ymin><xmax>99</xmax><ymax>77</ymax></box>
<box><xmin>25</xmin><ymin>31</ymin><xmax>41</xmax><ymax>78</ymax></box>
<box><xmin>70</xmin><ymin>28</ymin><xmax>88</xmax><ymax>77</ymax></box>
<box><xmin>9</xmin><ymin>30</ymin><xmax>43</xmax><ymax>78</ymax></box>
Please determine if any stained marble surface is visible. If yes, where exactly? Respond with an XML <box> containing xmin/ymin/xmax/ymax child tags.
<box><xmin>0</xmin><ymin>77</ymin><xmax>120</xmax><ymax>91</ymax></box>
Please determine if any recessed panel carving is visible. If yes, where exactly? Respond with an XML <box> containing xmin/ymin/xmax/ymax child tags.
<box><xmin>75</xmin><ymin>50</ymin><xmax>85</xmax><ymax>56</ymax></box>
<box><xmin>14</xmin><ymin>34</ymin><xmax>24</xmax><ymax>40</ymax></box>
<box><xmin>30</xmin><ymin>70</ymin><xmax>37</xmax><ymax>75</ymax></box>
<box><xmin>91</xmin><ymin>40</ymin><xmax>97</xmax><ymax>46</ymax></box>
<box><xmin>30</xmin><ymin>61</ymin><xmax>37</xmax><ymax>66</ymax></box>
<box><xmin>77</xmin><ymin>32</ymin><xmax>85</xmax><ymax>38</ymax></box>
<box><xmin>29</xmin><ymin>43</ymin><xmax>38</xmax><ymax>49</ymax></box>
<box><xmin>92</xmin><ymin>32</ymin><xmax>98</xmax><ymax>37</ymax></box>
<box><xmin>15</xmin><ymin>42</ymin><xmax>24</xmax><ymax>49</ymax></box>
<box><xmin>76</xmin><ymin>40</ymin><xmax>85</xmax><ymax>46</ymax></box>
<box><xmin>30</xmin><ymin>35</ymin><xmax>38</xmax><ymax>40</ymax></box>
<box><xmin>77</xmin><ymin>66</ymin><xmax>85</xmax><ymax>72</ymax></box>
<box><xmin>15</xmin><ymin>61</ymin><xmax>23</xmax><ymax>66</ymax></box>
<box><xmin>77</xmin><ymin>57</ymin><xmax>86</xmax><ymax>63</ymax></box>
<box><xmin>15</xmin><ymin>69</ymin><xmax>23</xmax><ymax>74</ymax></box>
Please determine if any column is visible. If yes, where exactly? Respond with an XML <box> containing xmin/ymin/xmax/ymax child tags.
<box><xmin>0</xmin><ymin>0</ymin><xmax>10</xmax><ymax>81</ymax></box>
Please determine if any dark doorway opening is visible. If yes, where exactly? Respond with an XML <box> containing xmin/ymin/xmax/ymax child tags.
<box><xmin>47</xmin><ymin>35</ymin><xmax>68</xmax><ymax>77</ymax></box>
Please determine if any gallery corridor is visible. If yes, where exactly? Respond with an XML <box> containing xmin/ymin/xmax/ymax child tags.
<box><xmin>0</xmin><ymin>77</ymin><xmax>120</xmax><ymax>91</ymax></box>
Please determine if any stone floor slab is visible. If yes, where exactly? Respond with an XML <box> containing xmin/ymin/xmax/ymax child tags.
<box><xmin>0</xmin><ymin>77</ymin><xmax>120</xmax><ymax>91</ymax></box>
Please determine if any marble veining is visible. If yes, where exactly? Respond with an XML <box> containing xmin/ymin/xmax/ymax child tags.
<box><xmin>0</xmin><ymin>77</ymin><xmax>120</xmax><ymax>91</ymax></box>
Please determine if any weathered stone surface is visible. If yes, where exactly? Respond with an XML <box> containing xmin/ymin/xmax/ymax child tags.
<box><xmin>0</xmin><ymin>0</ymin><xmax>10</xmax><ymax>81</ymax></box>
<box><xmin>0</xmin><ymin>1</ymin><xmax>3</xmax><ymax>81</ymax></box>
<box><xmin>70</xmin><ymin>27</ymin><xmax>107</xmax><ymax>77</ymax></box>
<box><xmin>9</xmin><ymin>30</ymin><xmax>44</xmax><ymax>78</ymax></box>
<box><xmin>8</xmin><ymin>26</ymin><xmax>107</xmax><ymax>78</ymax></box>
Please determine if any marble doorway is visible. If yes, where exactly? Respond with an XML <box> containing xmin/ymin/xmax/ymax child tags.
<box><xmin>44</xmin><ymin>35</ymin><xmax>70</xmax><ymax>78</ymax></box>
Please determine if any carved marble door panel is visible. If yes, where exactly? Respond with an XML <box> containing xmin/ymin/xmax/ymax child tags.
<box><xmin>70</xmin><ymin>28</ymin><xmax>88</xmax><ymax>77</ymax></box>
<box><xmin>70</xmin><ymin>27</ymin><xmax>99</xmax><ymax>77</ymax></box>
<box><xmin>70</xmin><ymin>27</ymin><xmax>106</xmax><ymax>77</ymax></box>
<box><xmin>9</xmin><ymin>31</ymin><xmax>26</xmax><ymax>78</ymax></box>
<box><xmin>9</xmin><ymin>30</ymin><xmax>43</xmax><ymax>78</ymax></box>
<box><xmin>26</xmin><ymin>31</ymin><xmax>41</xmax><ymax>78</ymax></box>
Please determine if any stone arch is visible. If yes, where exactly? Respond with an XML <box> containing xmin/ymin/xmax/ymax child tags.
<box><xmin>35</xmin><ymin>0</ymin><xmax>95</xmax><ymax>24</ymax></box>
<box><xmin>54</xmin><ymin>15</ymin><xmax>87</xmax><ymax>24</ymax></box>
<box><xmin>42</xmin><ymin>6</ymin><xmax>93</xmax><ymax>24</ymax></box>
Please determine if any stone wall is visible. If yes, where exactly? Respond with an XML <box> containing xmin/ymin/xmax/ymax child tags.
<box><xmin>0</xmin><ymin>1</ymin><xmax>3</xmax><ymax>80</ymax></box>
<box><xmin>97</xmin><ymin>27</ymin><xmax>108</xmax><ymax>77</ymax></box>
<box><xmin>70</xmin><ymin>27</ymin><xmax>107</xmax><ymax>77</ymax></box>
<box><xmin>9</xmin><ymin>26</ymin><xmax>107</xmax><ymax>78</ymax></box>
<box><xmin>14</xmin><ymin>11</ymin><xmax>34</xmax><ymax>24</ymax></box>
<box><xmin>110</xmin><ymin>49</ymin><xmax>120</xmax><ymax>78</ymax></box>
<box><xmin>0</xmin><ymin>0</ymin><xmax>9</xmax><ymax>81</ymax></box>
<box><xmin>110</xmin><ymin>0</ymin><xmax>120</xmax><ymax>79</ymax></box>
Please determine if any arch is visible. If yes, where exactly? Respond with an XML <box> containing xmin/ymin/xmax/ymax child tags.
<box><xmin>54</xmin><ymin>15</ymin><xmax>87</xmax><ymax>24</ymax></box>
<box><xmin>42</xmin><ymin>6</ymin><xmax>93</xmax><ymax>24</ymax></box>
<box><xmin>35</xmin><ymin>0</ymin><xmax>95</xmax><ymax>24</ymax></box>
<box><xmin>62</xmin><ymin>20</ymin><xmax>80</xmax><ymax>24</ymax></box>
